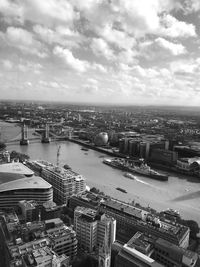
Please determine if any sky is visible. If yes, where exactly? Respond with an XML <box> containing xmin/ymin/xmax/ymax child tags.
<box><xmin>0</xmin><ymin>0</ymin><xmax>200</xmax><ymax>106</ymax></box>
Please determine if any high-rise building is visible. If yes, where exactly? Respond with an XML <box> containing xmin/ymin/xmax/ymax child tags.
<box><xmin>27</xmin><ymin>161</ymin><xmax>86</xmax><ymax>205</ymax></box>
<box><xmin>74</xmin><ymin>207</ymin><xmax>116</xmax><ymax>253</ymax></box>
<box><xmin>0</xmin><ymin>163</ymin><xmax>53</xmax><ymax>209</ymax></box>
<box><xmin>74</xmin><ymin>207</ymin><xmax>97</xmax><ymax>252</ymax></box>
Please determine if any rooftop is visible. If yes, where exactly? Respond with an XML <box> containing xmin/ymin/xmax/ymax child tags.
<box><xmin>46</xmin><ymin>225</ymin><xmax>76</xmax><ymax>239</ymax></box>
<box><xmin>101</xmin><ymin>198</ymin><xmax>148</xmax><ymax>220</ymax></box>
<box><xmin>19</xmin><ymin>200</ymin><xmax>38</xmax><ymax>209</ymax></box>
<box><xmin>75</xmin><ymin>206</ymin><xmax>97</xmax><ymax>221</ymax></box>
<box><xmin>0</xmin><ymin>162</ymin><xmax>34</xmax><ymax>177</ymax></box>
<box><xmin>9</xmin><ymin>238</ymin><xmax>50</xmax><ymax>259</ymax></box>
<box><xmin>127</xmin><ymin>232</ymin><xmax>155</xmax><ymax>254</ymax></box>
<box><xmin>43</xmin><ymin>201</ymin><xmax>58</xmax><ymax>210</ymax></box>
<box><xmin>120</xmin><ymin>244</ymin><xmax>163</xmax><ymax>267</ymax></box>
<box><xmin>102</xmin><ymin>199</ymin><xmax>188</xmax><ymax>240</ymax></box>
<box><xmin>0</xmin><ymin>174</ymin><xmax>52</xmax><ymax>192</ymax></box>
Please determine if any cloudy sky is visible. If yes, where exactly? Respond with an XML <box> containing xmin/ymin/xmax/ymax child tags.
<box><xmin>0</xmin><ymin>0</ymin><xmax>200</xmax><ymax>105</ymax></box>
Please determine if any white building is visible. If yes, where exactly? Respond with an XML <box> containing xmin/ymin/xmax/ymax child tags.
<box><xmin>27</xmin><ymin>161</ymin><xmax>86</xmax><ymax>205</ymax></box>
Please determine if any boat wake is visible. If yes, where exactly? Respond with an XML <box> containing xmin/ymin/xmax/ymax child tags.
<box><xmin>134</xmin><ymin>176</ymin><xmax>149</xmax><ymax>185</ymax></box>
<box><xmin>134</xmin><ymin>177</ymin><xmax>161</xmax><ymax>191</ymax></box>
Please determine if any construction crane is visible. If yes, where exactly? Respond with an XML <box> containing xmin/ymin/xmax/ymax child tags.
<box><xmin>56</xmin><ymin>145</ymin><xmax>61</xmax><ymax>166</ymax></box>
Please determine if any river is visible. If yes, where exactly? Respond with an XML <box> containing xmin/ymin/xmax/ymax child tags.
<box><xmin>2</xmin><ymin>122</ymin><xmax>200</xmax><ymax>224</ymax></box>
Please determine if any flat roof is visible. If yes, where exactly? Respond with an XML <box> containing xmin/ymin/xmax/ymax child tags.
<box><xmin>122</xmin><ymin>245</ymin><xmax>163</xmax><ymax>266</ymax></box>
<box><xmin>101</xmin><ymin>199</ymin><xmax>148</xmax><ymax>219</ymax></box>
<box><xmin>0</xmin><ymin>163</ymin><xmax>34</xmax><ymax>176</ymax></box>
<box><xmin>0</xmin><ymin>174</ymin><xmax>52</xmax><ymax>192</ymax></box>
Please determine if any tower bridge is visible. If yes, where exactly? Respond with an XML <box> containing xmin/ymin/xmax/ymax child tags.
<box><xmin>1</xmin><ymin>123</ymin><xmax>73</xmax><ymax>145</ymax></box>
<box><xmin>20</xmin><ymin>124</ymin><xmax>29</xmax><ymax>145</ymax></box>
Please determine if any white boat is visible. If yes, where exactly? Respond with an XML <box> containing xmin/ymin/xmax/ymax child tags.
<box><xmin>123</xmin><ymin>172</ymin><xmax>136</xmax><ymax>180</ymax></box>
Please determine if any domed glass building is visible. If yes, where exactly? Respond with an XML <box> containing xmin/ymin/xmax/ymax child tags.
<box><xmin>94</xmin><ymin>132</ymin><xmax>109</xmax><ymax>146</ymax></box>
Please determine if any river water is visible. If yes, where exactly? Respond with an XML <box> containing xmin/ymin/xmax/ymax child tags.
<box><xmin>2</xmin><ymin>122</ymin><xmax>200</xmax><ymax>224</ymax></box>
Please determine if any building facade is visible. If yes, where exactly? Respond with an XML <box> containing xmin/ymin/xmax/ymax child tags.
<box><xmin>100</xmin><ymin>199</ymin><xmax>190</xmax><ymax>248</ymax></box>
<box><xmin>74</xmin><ymin>207</ymin><xmax>116</xmax><ymax>253</ymax></box>
<box><xmin>27</xmin><ymin>161</ymin><xmax>86</xmax><ymax>205</ymax></box>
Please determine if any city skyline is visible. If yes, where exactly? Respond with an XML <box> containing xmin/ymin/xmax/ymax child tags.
<box><xmin>0</xmin><ymin>0</ymin><xmax>200</xmax><ymax>105</ymax></box>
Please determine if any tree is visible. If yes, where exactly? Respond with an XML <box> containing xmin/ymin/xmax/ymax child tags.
<box><xmin>10</xmin><ymin>151</ymin><xmax>30</xmax><ymax>163</ymax></box>
<box><xmin>178</xmin><ymin>219</ymin><xmax>199</xmax><ymax>239</ymax></box>
<box><xmin>90</xmin><ymin>187</ymin><xmax>100</xmax><ymax>194</ymax></box>
<box><xmin>0</xmin><ymin>142</ymin><xmax>6</xmax><ymax>151</ymax></box>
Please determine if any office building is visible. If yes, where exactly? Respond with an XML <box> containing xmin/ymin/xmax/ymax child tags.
<box><xmin>74</xmin><ymin>207</ymin><xmax>97</xmax><ymax>252</ymax></box>
<box><xmin>150</xmin><ymin>149</ymin><xmax>178</xmax><ymax>166</ymax></box>
<box><xmin>74</xmin><ymin>206</ymin><xmax>116</xmax><ymax>253</ymax></box>
<box><xmin>18</xmin><ymin>200</ymin><xmax>39</xmax><ymax>222</ymax></box>
<box><xmin>41</xmin><ymin>201</ymin><xmax>61</xmax><ymax>220</ymax></box>
<box><xmin>0</xmin><ymin>163</ymin><xmax>53</xmax><ymax>209</ymax></box>
<box><xmin>68</xmin><ymin>192</ymin><xmax>103</xmax><ymax>211</ymax></box>
<box><xmin>100</xmin><ymin>199</ymin><xmax>190</xmax><ymax>248</ymax></box>
<box><xmin>154</xmin><ymin>238</ymin><xmax>200</xmax><ymax>267</ymax></box>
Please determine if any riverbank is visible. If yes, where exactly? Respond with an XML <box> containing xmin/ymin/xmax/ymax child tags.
<box><xmin>6</xmin><ymin>141</ymin><xmax>200</xmax><ymax>224</ymax></box>
<box><xmin>66</xmin><ymin>137</ymin><xmax>197</xmax><ymax>180</ymax></box>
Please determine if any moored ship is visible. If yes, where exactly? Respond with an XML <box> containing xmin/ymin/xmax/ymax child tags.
<box><xmin>103</xmin><ymin>158</ymin><xmax>168</xmax><ymax>181</ymax></box>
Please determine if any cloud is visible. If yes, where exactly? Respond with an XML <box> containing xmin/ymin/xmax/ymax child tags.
<box><xmin>91</xmin><ymin>38</ymin><xmax>115</xmax><ymax>60</ymax></box>
<box><xmin>181</xmin><ymin>0</ymin><xmax>200</xmax><ymax>13</ymax></box>
<box><xmin>139</xmin><ymin>38</ymin><xmax>187</xmax><ymax>59</ymax></box>
<box><xmin>91</xmin><ymin>63</ymin><xmax>107</xmax><ymax>73</ymax></box>
<box><xmin>97</xmin><ymin>24</ymin><xmax>136</xmax><ymax>50</ymax></box>
<box><xmin>0</xmin><ymin>27</ymin><xmax>47</xmax><ymax>57</ymax></box>
<box><xmin>82</xmin><ymin>80</ymin><xmax>99</xmax><ymax>94</ymax></box>
<box><xmin>0</xmin><ymin>0</ymin><xmax>23</xmax><ymax>24</ymax></box>
<box><xmin>53</xmin><ymin>46</ymin><xmax>89</xmax><ymax>72</ymax></box>
<box><xmin>2</xmin><ymin>59</ymin><xmax>13</xmax><ymax>70</ymax></box>
<box><xmin>0</xmin><ymin>0</ymin><xmax>77</xmax><ymax>27</ymax></box>
<box><xmin>0</xmin><ymin>0</ymin><xmax>200</xmax><ymax>105</ymax></box>
<box><xmin>39</xmin><ymin>80</ymin><xmax>60</xmax><ymax>88</ymax></box>
<box><xmin>160</xmin><ymin>14</ymin><xmax>196</xmax><ymax>38</ymax></box>
<box><xmin>155</xmin><ymin>37</ymin><xmax>187</xmax><ymax>55</ymax></box>
<box><xmin>117</xmin><ymin>49</ymin><xmax>138</xmax><ymax>64</ymax></box>
<box><xmin>18</xmin><ymin>61</ymin><xmax>43</xmax><ymax>74</ymax></box>
<box><xmin>33</xmin><ymin>25</ymin><xmax>84</xmax><ymax>48</ymax></box>
<box><xmin>170</xmin><ymin>58</ymin><xmax>200</xmax><ymax>75</ymax></box>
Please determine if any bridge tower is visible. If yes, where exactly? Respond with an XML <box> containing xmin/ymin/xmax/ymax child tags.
<box><xmin>41</xmin><ymin>123</ymin><xmax>51</xmax><ymax>143</ymax></box>
<box><xmin>20</xmin><ymin>124</ymin><xmax>29</xmax><ymax>145</ymax></box>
